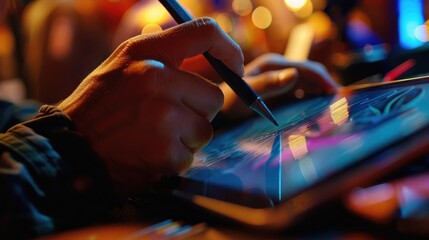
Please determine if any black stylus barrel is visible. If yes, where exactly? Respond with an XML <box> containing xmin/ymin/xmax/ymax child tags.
<box><xmin>159</xmin><ymin>0</ymin><xmax>279</xmax><ymax>126</ymax></box>
<box><xmin>203</xmin><ymin>53</ymin><xmax>257</xmax><ymax>106</ymax></box>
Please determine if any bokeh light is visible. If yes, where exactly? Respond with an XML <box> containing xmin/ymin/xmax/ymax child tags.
<box><xmin>329</xmin><ymin>97</ymin><xmax>349</xmax><ymax>126</ymax></box>
<box><xmin>414</xmin><ymin>24</ymin><xmax>428</xmax><ymax>42</ymax></box>
<box><xmin>398</xmin><ymin>0</ymin><xmax>425</xmax><ymax>49</ymax></box>
<box><xmin>0</xmin><ymin>25</ymin><xmax>14</xmax><ymax>56</ymax></box>
<box><xmin>232</xmin><ymin>0</ymin><xmax>253</xmax><ymax>16</ymax></box>
<box><xmin>284</xmin><ymin>0</ymin><xmax>309</xmax><ymax>12</ymax></box>
<box><xmin>141</xmin><ymin>23</ymin><xmax>162</xmax><ymax>34</ymax></box>
<box><xmin>306</xmin><ymin>11</ymin><xmax>331</xmax><ymax>39</ymax></box>
<box><xmin>215</xmin><ymin>13</ymin><xmax>234</xmax><ymax>33</ymax></box>
<box><xmin>251</xmin><ymin>6</ymin><xmax>272</xmax><ymax>29</ymax></box>
<box><xmin>288</xmin><ymin>135</ymin><xmax>308</xmax><ymax>160</ymax></box>
<box><xmin>293</xmin><ymin>0</ymin><xmax>313</xmax><ymax>19</ymax></box>
<box><xmin>135</xmin><ymin>2</ymin><xmax>169</xmax><ymax>27</ymax></box>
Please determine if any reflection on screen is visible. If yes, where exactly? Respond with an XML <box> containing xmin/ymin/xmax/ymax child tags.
<box><xmin>182</xmin><ymin>81</ymin><xmax>429</xmax><ymax>206</ymax></box>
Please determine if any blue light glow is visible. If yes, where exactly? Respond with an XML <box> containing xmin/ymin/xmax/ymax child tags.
<box><xmin>398</xmin><ymin>0</ymin><xmax>425</xmax><ymax>49</ymax></box>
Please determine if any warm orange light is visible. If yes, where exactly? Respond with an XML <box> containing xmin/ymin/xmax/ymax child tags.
<box><xmin>135</xmin><ymin>2</ymin><xmax>170</xmax><ymax>27</ymax></box>
<box><xmin>288</xmin><ymin>135</ymin><xmax>308</xmax><ymax>159</ymax></box>
<box><xmin>293</xmin><ymin>0</ymin><xmax>313</xmax><ymax>19</ymax></box>
<box><xmin>141</xmin><ymin>23</ymin><xmax>163</xmax><ymax>34</ymax></box>
<box><xmin>307</xmin><ymin>11</ymin><xmax>332</xmax><ymax>39</ymax></box>
<box><xmin>329</xmin><ymin>97</ymin><xmax>349</xmax><ymax>126</ymax></box>
<box><xmin>0</xmin><ymin>25</ymin><xmax>14</xmax><ymax>55</ymax></box>
<box><xmin>285</xmin><ymin>23</ymin><xmax>314</xmax><ymax>61</ymax></box>
<box><xmin>215</xmin><ymin>13</ymin><xmax>233</xmax><ymax>33</ymax></box>
<box><xmin>284</xmin><ymin>0</ymin><xmax>309</xmax><ymax>12</ymax></box>
<box><xmin>232</xmin><ymin>0</ymin><xmax>253</xmax><ymax>16</ymax></box>
<box><xmin>251</xmin><ymin>6</ymin><xmax>272</xmax><ymax>29</ymax></box>
<box><xmin>346</xmin><ymin>183</ymin><xmax>398</xmax><ymax>223</ymax></box>
<box><xmin>74</xmin><ymin>0</ymin><xmax>98</xmax><ymax>16</ymax></box>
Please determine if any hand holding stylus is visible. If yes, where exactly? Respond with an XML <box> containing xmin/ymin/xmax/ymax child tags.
<box><xmin>159</xmin><ymin>0</ymin><xmax>279</xmax><ymax>126</ymax></box>
<box><xmin>57</xmin><ymin>18</ymin><xmax>244</xmax><ymax>197</ymax></box>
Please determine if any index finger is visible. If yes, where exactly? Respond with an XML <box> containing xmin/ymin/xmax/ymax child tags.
<box><xmin>127</xmin><ymin>17</ymin><xmax>244</xmax><ymax>77</ymax></box>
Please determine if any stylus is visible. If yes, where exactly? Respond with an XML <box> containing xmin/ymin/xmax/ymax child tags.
<box><xmin>158</xmin><ymin>0</ymin><xmax>279</xmax><ymax>126</ymax></box>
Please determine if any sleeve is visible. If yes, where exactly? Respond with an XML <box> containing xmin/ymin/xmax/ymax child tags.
<box><xmin>0</xmin><ymin>105</ymin><xmax>117</xmax><ymax>239</ymax></box>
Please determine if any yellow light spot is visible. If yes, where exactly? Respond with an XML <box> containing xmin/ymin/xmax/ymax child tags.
<box><xmin>135</xmin><ymin>3</ymin><xmax>169</xmax><ymax>27</ymax></box>
<box><xmin>294</xmin><ymin>0</ymin><xmax>313</xmax><ymax>19</ymax></box>
<box><xmin>284</xmin><ymin>0</ymin><xmax>309</xmax><ymax>11</ymax></box>
<box><xmin>252</xmin><ymin>6</ymin><xmax>272</xmax><ymax>30</ymax></box>
<box><xmin>0</xmin><ymin>25</ymin><xmax>14</xmax><ymax>55</ymax></box>
<box><xmin>288</xmin><ymin>135</ymin><xmax>308</xmax><ymax>159</ymax></box>
<box><xmin>232</xmin><ymin>0</ymin><xmax>253</xmax><ymax>16</ymax></box>
<box><xmin>141</xmin><ymin>23</ymin><xmax>163</xmax><ymax>34</ymax></box>
<box><xmin>181</xmin><ymin>1</ymin><xmax>204</xmax><ymax>16</ymax></box>
<box><xmin>306</xmin><ymin>11</ymin><xmax>332</xmax><ymax>39</ymax></box>
<box><xmin>329</xmin><ymin>97</ymin><xmax>349</xmax><ymax>125</ymax></box>
<box><xmin>215</xmin><ymin>13</ymin><xmax>233</xmax><ymax>33</ymax></box>
<box><xmin>285</xmin><ymin>23</ymin><xmax>314</xmax><ymax>61</ymax></box>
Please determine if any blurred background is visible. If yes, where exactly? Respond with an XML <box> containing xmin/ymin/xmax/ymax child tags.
<box><xmin>1</xmin><ymin>0</ymin><xmax>429</xmax><ymax>105</ymax></box>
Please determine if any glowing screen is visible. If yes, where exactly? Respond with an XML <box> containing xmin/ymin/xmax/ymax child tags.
<box><xmin>181</xmin><ymin>80</ymin><xmax>429</xmax><ymax>207</ymax></box>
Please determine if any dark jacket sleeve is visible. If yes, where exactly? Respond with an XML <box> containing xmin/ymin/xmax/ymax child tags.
<box><xmin>0</xmin><ymin>105</ymin><xmax>116</xmax><ymax>239</ymax></box>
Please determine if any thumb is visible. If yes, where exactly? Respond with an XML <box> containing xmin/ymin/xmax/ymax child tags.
<box><xmin>247</xmin><ymin>68</ymin><xmax>298</xmax><ymax>99</ymax></box>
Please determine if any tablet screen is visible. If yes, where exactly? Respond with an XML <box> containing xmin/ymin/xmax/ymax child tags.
<box><xmin>179</xmin><ymin>79</ymin><xmax>429</xmax><ymax>207</ymax></box>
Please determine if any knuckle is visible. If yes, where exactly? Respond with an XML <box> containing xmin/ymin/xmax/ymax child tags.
<box><xmin>195</xmin><ymin>17</ymin><xmax>217</xmax><ymax>29</ymax></box>
<box><xmin>118</xmin><ymin>37</ymin><xmax>139</xmax><ymax>56</ymax></box>
<box><xmin>193</xmin><ymin>17</ymin><xmax>221</xmax><ymax>37</ymax></box>
<box><xmin>139</xmin><ymin>60</ymin><xmax>166</xmax><ymax>76</ymax></box>
<box><xmin>125</xmin><ymin>60</ymin><xmax>168</xmax><ymax>94</ymax></box>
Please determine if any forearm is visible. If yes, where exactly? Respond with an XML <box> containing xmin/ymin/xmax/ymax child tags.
<box><xmin>0</xmin><ymin>105</ymin><xmax>116</xmax><ymax>238</ymax></box>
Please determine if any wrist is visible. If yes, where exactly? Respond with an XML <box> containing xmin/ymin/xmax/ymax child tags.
<box><xmin>21</xmin><ymin>105</ymin><xmax>118</xmax><ymax>203</ymax></box>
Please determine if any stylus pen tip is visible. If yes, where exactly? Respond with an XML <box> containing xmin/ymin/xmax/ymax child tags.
<box><xmin>250</xmin><ymin>97</ymin><xmax>279</xmax><ymax>126</ymax></box>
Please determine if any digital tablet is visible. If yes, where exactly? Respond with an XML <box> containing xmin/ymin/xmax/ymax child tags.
<box><xmin>162</xmin><ymin>77</ymin><xmax>429</xmax><ymax>230</ymax></box>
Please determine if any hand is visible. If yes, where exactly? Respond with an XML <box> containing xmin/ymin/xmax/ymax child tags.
<box><xmin>221</xmin><ymin>53</ymin><xmax>339</xmax><ymax>120</ymax></box>
<box><xmin>57</xmin><ymin>18</ymin><xmax>244</xmax><ymax>197</ymax></box>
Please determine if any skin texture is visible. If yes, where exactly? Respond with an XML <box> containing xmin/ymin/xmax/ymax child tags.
<box><xmin>57</xmin><ymin>18</ymin><xmax>243</xmax><ymax>197</ymax></box>
<box><xmin>56</xmin><ymin>19</ymin><xmax>337</xmax><ymax>198</ymax></box>
<box><xmin>0</xmin><ymin>1</ymin><xmax>336</xmax><ymax>198</ymax></box>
